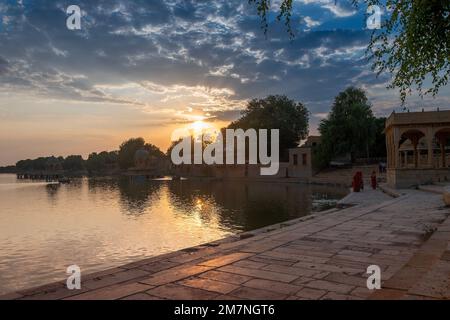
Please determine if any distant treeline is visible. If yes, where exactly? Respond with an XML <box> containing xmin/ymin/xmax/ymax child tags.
<box><xmin>1</xmin><ymin>90</ymin><xmax>388</xmax><ymax>174</ymax></box>
<box><xmin>2</xmin><ymin>138</ymin><xmax>166</xmax><ymax>174</ymax></box>
<box><xmin>0</xmin><ymin>165</ymin><xmax>16</xmax><ymax>173</ymax></box>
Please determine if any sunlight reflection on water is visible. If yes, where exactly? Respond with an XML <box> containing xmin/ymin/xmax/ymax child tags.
<box><xmin>0</xmin><ymin>173</ymin><xmax>347</xmax><ymax>294</ymax></box>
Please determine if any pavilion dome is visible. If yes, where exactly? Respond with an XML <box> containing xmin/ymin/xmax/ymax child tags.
<box><xmin>134</xmin><ymin>149</ymin><xmax>149</xmax><ymax>161</ymax></box>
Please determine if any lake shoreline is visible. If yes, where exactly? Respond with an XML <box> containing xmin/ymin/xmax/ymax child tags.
<box><xmin>0</xmin><ymin>191</ymin><xmax>355</xmax><ymax>300</ymax></box>
<box><xmin>0</xmin><ymin>190</ymin><xmax>450</xmax><ymax>300</ymax></box>
<box><xmin>0</xmin><ymin>174</ymin><xmax>348</xmax><ymax>295</ymax></box>
<box><xmin>0</xmin><ymin>188</ymin><xmax>394</xmax><ymax>300</ymax></box>
<box><xmin>2</xmin><ymin>186</ymin><xmax>449</xmax><ymax>300</ymax></box>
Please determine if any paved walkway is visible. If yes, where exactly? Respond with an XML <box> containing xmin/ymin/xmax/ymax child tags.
<box><xmin>337</xmin><ymin>187</ymin><xmax>392</xmax><ymax>207</ymax></box>
<box><xmin>1</xmin><ymin>189</ymin><xmax>449</xmax><ymax>300</ymax></box>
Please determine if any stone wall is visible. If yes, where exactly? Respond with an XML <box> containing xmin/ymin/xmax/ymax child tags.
<box><xmin>172</xmin><ymin>162</ymin><xmax>310</xmax><ymax>180</ymax></box>
<box><xmin>387</xmin><ymin>168</ymin><xmax>450</xmax><ymax>188</ymax></box>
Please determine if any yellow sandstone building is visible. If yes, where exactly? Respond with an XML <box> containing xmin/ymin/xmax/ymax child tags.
<box><xmin>385</xmin><ymin>110</ymin><xmax>450</xmax><ymax>188</ymax></box>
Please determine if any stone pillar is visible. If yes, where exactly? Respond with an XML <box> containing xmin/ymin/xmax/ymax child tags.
<box><xmin>393</xmin><ymin>128</ymin><xmax>400</xmax><ymax>169</ymax></box>
<box><xmin>427</xmin><ymin>128</ymin><xmax>434</xmax><ymax>167</ymax></box>
<box><xmin>436</xmin><ymin>132</ymin><xmax>448</xmax><ymax>168</ymax></box>
<box><xmin>414</xmin><ymin>145</ymin><xmax>418</xmax><ymax>168</ymax></box>
<box><xmin>386</xmin><ymin>132</ymin><xmax>392</xmax><ymax>168</ymax></box>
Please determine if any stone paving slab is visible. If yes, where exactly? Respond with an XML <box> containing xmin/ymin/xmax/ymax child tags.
<box><xmin>2</xmin><ymin>188</ymin><xmax>450</xmax><ymax>300</ymax></box>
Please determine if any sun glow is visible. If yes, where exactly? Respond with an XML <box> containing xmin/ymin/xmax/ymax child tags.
<box><xmin>190</xmin><ymin>120</ymin><xmax>210</xmax><ymax>135</ymax></box>
<box><xmin>171</xmin><ymin>118</ymin><xmax>219</xmax><ymax>142</ymax></box>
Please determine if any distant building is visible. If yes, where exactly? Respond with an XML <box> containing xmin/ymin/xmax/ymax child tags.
<box><xmin>385</xmin><ymin>110</ymin><xmax>450</xmax><ymax>188</ymax></box>
<box><xmin>170</xmin><ymin>135</ymin><xmax>320</xmax><ymax>180</ymax></box>
<box><xmin>302</xmin><ymin>135</ymin><xmax>321</xmax><ymax>148</ymax></box>
<box><xmin>134</xmin><ymin>149</ymin><xmax>153</xmax><ymax>170</ymax></box>
<box><xmin>287</xmin><ymin>136</ymin><xmax>320</xmax><ymax>179</ymax></box>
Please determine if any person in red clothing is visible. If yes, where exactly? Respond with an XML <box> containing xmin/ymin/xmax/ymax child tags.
<box><xmin>352</xmin><ymin>172</ymin><xmax>360</xmax><ymax>192</ymax></box>
<box><xmin>371</xmin><ymin>171</ymin><xmax>377</xmax><ymax>190</ymax></box>
<box><xmin>358</xmin><ymin>171</ymin><xmax>364</xmax><ymax>191</ymax></box>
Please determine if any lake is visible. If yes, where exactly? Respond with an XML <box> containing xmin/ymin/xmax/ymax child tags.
<box><xmin>0</xmin><ymin>173</ymin><xmax>348</xmax><ymax>294</ymax></box>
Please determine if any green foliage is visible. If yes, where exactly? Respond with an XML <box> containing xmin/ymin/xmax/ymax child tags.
<box><xmin>371</xmin><ymin>117</ymin><xmax>387</xmax><ymax>158</ymax></box>
<box><xmin>13</xmin><ymin>138</ymin><xmax>164</xmax><ymax>173</ymax></box>
<box><xmin>249</xmin><ymin>0</ymin><xmax>450</xmax><ymax>102</ymax></box>
<box><xmin>0</xmin><ymin>165</ymin><xmax>16</xmax><ymax>173</ymax></box>
<box><xmin>144</xmin><ymin>143</ymin><xmax>166</xmax><ymax>159</ymax></box>
<box><xmin>118</xmin><ymin>138</ymin><xmax>166</xmax><ymax>170</ymax></box>
<box><xmin>118</xmin><ymin>138</ymin><xmax>146</xmax><ymax>169</ymax></box>
<box><xmin>228</xmin><ymin>95</ymin><xmax>309</xmax><ymax>161</ymax></box>
<box><xmin>248</xmin><ymin>0</ymin><xmax>294</xmax><ymax>38</ymax></box>
<box><xmin>317</xmin><ymin>87</ymin><xmax>377</xmax><ymax>165</ymax></box>
<box><xmin>62</xmin><ymin>155</ymin><xmax>84</xmax><ymax>171</ymax></box>
<box><xmin>85</xmin><ymin>151</ymin><xmax>118</xmax><ymax>173</ymax></box>
<box><xmin>16</xmin><ymin>157</ymin><xmax>55</xmax><ymax>171</ymax></box>
<box><xmin>166</xmin><ymin>138</ymin><xmax>186</xmax><ymax>158</ymax></box>
<box><xmin>366</xmin><ymin>0</ymin><xmax>450</xmax><ymax>102</ymax></box>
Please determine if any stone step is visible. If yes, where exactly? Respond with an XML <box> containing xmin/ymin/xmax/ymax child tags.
<box><xmin>370</xmin><ymin>215</ymin><xmax>450</xmax><ymax>300</ymax></box>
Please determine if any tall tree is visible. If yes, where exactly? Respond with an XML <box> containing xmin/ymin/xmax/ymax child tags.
<box><xmin>118</xmin><ymin>138</ymin><xmax>146</xmax><ymax>169</ymax></box>
<box><xmin>318</xmin><ymin>87</ymin><xmax>376</xmax><ymax>164</ymax></box>
<box><xmin>144</xmin><ymin>143</ymin><xmax>166</xmax><ymax>159</ymax></box>
<box><xmin>248</xmin><ymin>0</ymin><xmax>450</xmax><ymax>102</ymax></box>
<box><xmin>118</xmin><ymin>138</ymin><xmax>166</xmax><ymax>169</ymax></box>
<box><xmin>372</xmin><ymin>117</ymin><xmax>387</xmax><ymax>158</ymax></box>
<box><xmin>228</xmin><ymin>95</ymin><xmax>309</xmax><ymax>161</ymax></box>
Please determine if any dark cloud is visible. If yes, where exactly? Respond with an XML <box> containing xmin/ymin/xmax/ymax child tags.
<box><xmin>1</xmin><ymin>0</ymin><xmax>437</xmax><ymax>120</ymax></box>
<box><xmin>0</xmin><ymin>56</ymin><xmax>9</xmax><ymax>74</ymax></box>
<box><xmin>208</xmin><ymin>109</ymin><xmax>243</xmax><ymax>122</ymax></box>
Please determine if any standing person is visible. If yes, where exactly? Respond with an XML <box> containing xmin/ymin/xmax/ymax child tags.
<box><xmin>382</xmin><ymin>162</ymin><xmax>387</xmax><ymax>173</ymax></box>
<box><xmin>352</xmin><ymin>172</ymin><xmax>360</xmax><ymax>192</ymax></box>
<box><xmin>371</xmin><ymin>171</ymin><xmax>377</xmax><ymax>190</ymax></box>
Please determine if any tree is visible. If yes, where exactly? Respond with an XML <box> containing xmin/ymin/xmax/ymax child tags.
<box><xmin>0</xmin><ymin>165</ymin><xmax>16</xmax><ymax>173</ymax></box>
<box><xmin>318</xmin><ymin>87</ymin><xmax>376</xmax><ymax>165</ymax></box>
<box><xmin>166</xmin><ymin>138</ymin><xmax>184</xmax><ymax>158</ymax></box>
<box><xmin>118</xmin><ymin>138</ymin><xmax>146</xmax><ymax>169</ymax></box>
<box><xmin>248</xmin><ymin>0</ymin><xmax>450</xmax><ymax>102</ymax></box>
<box><xmin>228</xmin><ymin>95</ymin><xmax>309</xmax><ymax>161</ymax></box>
<box><xmin>372</xmin><ymin>117</ymin><xmax>387</xmax><ymax>158</ymax></box>
<box><xmin>118</xmin><ymin>138</ymin><xmax>166</xmax><ymax>169</ymax></box>
<box><xmin>16</xmin><ymin>157</ymin><xmax>53</xmax><ymax>171</ymax></box>
<box><xmin>144</xmin><ymin>143</ymin><xmax>166</xmax><ymax>159</ymax></box>
<box><xmin>62</xmin><ymin>155</ymin><xmax>84</xmax><ymax>171</ymax></box>
<box><xmin>85</xmin><ymin>151</ymin><xmax>118</xmax><ymax>173</ymax></box>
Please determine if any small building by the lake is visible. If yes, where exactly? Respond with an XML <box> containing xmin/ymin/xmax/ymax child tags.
<box><xmin>171</xmin><ymin>135</ymin><xmax>320</xmax><ymax>180</ymax></box>
<box><xmin>385</xmin><ymin>110</ymin><xmax>450</xmax><ymax>188</ymax></box>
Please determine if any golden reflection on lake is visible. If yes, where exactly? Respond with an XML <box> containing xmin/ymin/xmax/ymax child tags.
<box><xmin>0</xmin><ymin>174</ymin><xmax>348</xmax><ymax>294</ymax></box>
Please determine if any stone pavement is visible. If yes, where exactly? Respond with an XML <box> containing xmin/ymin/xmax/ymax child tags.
<box><xmin>1</xmin><ymin>189</ymin><xmax>449</xmax><ymax>300</ymax></box>
<box><xmin>337</xmin><ymin>187</ymin><xmax>392</xmax><ymax>207</ymax></box>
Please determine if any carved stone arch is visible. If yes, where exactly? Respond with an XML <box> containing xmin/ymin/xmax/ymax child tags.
<box><xmin>398</xmin><ymin>129</ymin><xmax>428</xmax><ymax>168</ymax></box>
<box><xmin>434</xmin><ymin>128</ymin><xmax>450</xmax><ymax>168</ymax></box>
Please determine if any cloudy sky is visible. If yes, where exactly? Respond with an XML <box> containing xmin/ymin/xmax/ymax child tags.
<box><xmin>0</xmin><ymin>0</ymin><xmax>449</xmax><ymax>165</ymax></box>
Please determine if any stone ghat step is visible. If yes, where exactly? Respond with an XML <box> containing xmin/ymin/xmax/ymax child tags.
<box><xmin>370</xmin><ymin>215</ymin><xmax>450</xmax><ymax>300</ymax></box>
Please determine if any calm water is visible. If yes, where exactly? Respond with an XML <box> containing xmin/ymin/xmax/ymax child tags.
<box><xmin>0</xmin><ymin>174</ymin><xmax>348</xmax><ymax>294</ymax></box>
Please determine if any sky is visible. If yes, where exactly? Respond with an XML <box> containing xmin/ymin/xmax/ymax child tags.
<box><xmin>0</xmin><ymin>0</ymin><xmax>449</xmax><ymax>165</ymax></box>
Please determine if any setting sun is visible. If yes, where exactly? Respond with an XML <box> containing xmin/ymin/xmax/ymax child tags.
<box><xmin>171</xmin><ymin>119</ymin><xmax>219</xmax><ymax>142</ymax></box>
<box><xmin>190</xmin><ymin>120</ymin><xmax>209</xmax><ymax>134</ymax></box>
<box><xmin>2</xmin><ymin>0</ymin><xmax>449</xmax><ymax>305</ymax></box>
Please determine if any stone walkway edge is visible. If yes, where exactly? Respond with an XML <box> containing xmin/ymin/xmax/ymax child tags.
<box><xmin>1</xmin><ymin>187</ymin><xmax>449</xmax><ymax>300</ymax></box>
